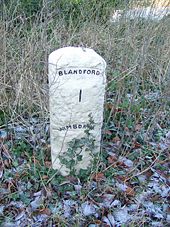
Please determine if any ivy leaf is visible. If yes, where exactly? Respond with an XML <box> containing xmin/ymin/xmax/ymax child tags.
<box><xmin>77</xmin><ymin>155</ymin><xmax>83</xmax><ymax>162</ymax></box>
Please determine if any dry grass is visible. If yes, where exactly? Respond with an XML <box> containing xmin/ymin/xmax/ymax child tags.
<box><xmin>1</xmin><ymin>1</ymin><xmax>169</xmax><ymax>123</ymax></box>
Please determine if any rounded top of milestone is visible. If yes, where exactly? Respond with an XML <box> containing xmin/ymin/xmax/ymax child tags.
<box><xmin>48</xmin><ymin>46</ymin><xmax>106</xmax><ymax>70</ymax></box>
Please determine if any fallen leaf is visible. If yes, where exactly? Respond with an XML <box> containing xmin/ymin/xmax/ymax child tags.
<box><xmin>30</xmin><ymin>196</ymin><xmax>44</xmax><ymax>211</ymax></box>
<box><xmin>113</xmin><ymin>207</ymin><xmax>130</xmax><ymax>223</ymax></box>
<box><xmin>14</xmin><ymin>172</ymin><xmax>21</xmax><ymax>179</ymax></box>
<box><xmin>145</xmin><ymin>169</ymin><xmax>153</xmax><ymax>178</ymax></box>
<box><xmin>135</xmin><ymin>124</ymin><xmax>142</xmax><ymax>131</ymax></box>
<box><xmin>150</xmin><ymin>194</ymin><xmax>161</xmax><ymax>202</ymax></box>
<box><xmin>115</xmin><ymin>108</ymin><xmax>124</xmax><ymax>113</ymax></box>
<box><xmin>116</xmin><ymin>175</ymin><xmax>127</xmax><ymax>182</ymax></box>
<box><xmin>92</xmin><ymin>172</ymin><xmax>105</xmax><ymax>182</ymax></box>
<box><xmin>32</xmin><ymin>157</ymin><xmax>40</xmax><ymax>165</ymax></box>
<box><xmin>108</xmin><ymin>155</ymin><xmax>117</xmax><ymax>164</ymax></box>
<box><xmin>117</xmin><ymin>161</ymin><xmax>128</xmax><ymax>168</ymax></box>
<box><xmin>1</xmin><ymin>144</ymin><xmax>12</xmax><ymax>159</ymax></box>
<box><xmin>106</xmin><ymin>103</ymin><xmax>115</xmax><ymax>110</ymax></box>
<box><xmin>94</xmin><ymin>219</ymin><xmax>102</xmax><ymax>224</ymax></box>
<box><xmin>133</xmin><ymin>141</ymin><xmax>141</xmax><ymax>149</ymax></box>
<box><xmin>125</xmin><ymin>186</ymin><xmax>135</xmax><ymax>197</ymax></box>
<box><xmin>45</xmin><ymin>161</ymin><xmax>51</xmax><ymax>168</ymax></box>
<box><xmin>39</xmin><ymin>208</ymin><xmax>51</xmax><ymax>216</ymax></box>
<box><xmin>124</xmin><ymin>127</ymin><xmax>129</xmax><ymax>131</ymax></box>
<box><xmin>4</xmin><ymin>159</ymin><xmax>12</xmax><ymax>168</ymax></box>
<box><xmin>81</xmin><ymin>202</ymin><xmax>96</xmax><ymax>216</ymax></box>
<box><xmin>112</xmin><ymin>136</ymin><xmax>121</xmax><ymax>143</ymax></box>
<box><xmin>42</xmin><ymin>175</ymin><xmax>49</xmax><ymax>180</ymax></box>
<box><xmin>105</xmin><ymin>187</ymin><xmax>114</xmax><ymax>194</ymax></box>
<box><xmin>105</xmin><ymin>130</ymin><xmax>112</xmax><ymax>136</ymax></box>
<box><xmin>124</xmin><ymin>127</ymin><xmax>131</xmax><ymax>136</ymax></box>
<box><xmin>66</xmin><ymin>175</ymin><xmax>78</xmax><ymax>184</ymax></box>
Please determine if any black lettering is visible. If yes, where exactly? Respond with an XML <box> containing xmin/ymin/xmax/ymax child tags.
<box><xmin>59</xmin><ymin>127</ymin><xmax>66</xmax><ymax>131</ymax></box>
<box><xmin>73</xmin><ymin>70</ymin><xmax>77</xmax><ymax>74</ymax></box>
<box><xmin>79</xmin><ymin>89</ymin><xmax>82</xmax><ymax>102</ymax></box>
<box><xmin>58</xmin><ymin>71</ymin><xmax>63</xmax><ymax>76</ymax></box>
<box><xmin>58</xmin><ymin>69</ymin><xmax>101</xmax><ymax>76</ymax></box>
<box><xmin>58</xmin><ymin>123</ymin><xmax>90</xmax><ymax>130</ymax></box>
<box><xmin>73</xmin><ymin>124</ymin><xmax>77</xmax><ymax>129</ymax></box>
<box><xmin>68</xmin><ymin>70</ymin><xmax>72</xmax><ymax>74</ymax></box>
<box><xmin>92</xmin><ymin>70</ymin><xmax>95</xmax><ymax>75</ymax></box>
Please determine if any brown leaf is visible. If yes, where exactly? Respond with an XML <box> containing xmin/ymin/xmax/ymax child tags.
<box><xmin>145</xmin><ymin>169</ymin><xmax>153</xmax><ymax>178</ymax></box>
<box><xmin>106</xmin><ymin>103</ymin><xmax>114</xmax><ymax>110</ymax></box>
<box><xmin>124</xmin><ymin>127</ymin><xmax>129</xmax><ymax>131</ymax></box>
<box><xmin>45</xmin><ymin>161</ymin><xmax>52</xmax><ymax>168</ymax></box>
<box><xmin>1</xmin><ymin>144</ymin><xmax>12</xmax><ymax>159</ymax></box>
<box><xmin>104</xmin><ymin>187</ymin><xmax>114</xmax><ymax>194</ymax></box>
<box><xmin>42</xmin><ymin>175</ymin><xmax>49</xmax><ymax>180</ymax></box>
<box><xmin>108</xmin><ymin>155</ymin><xmax>118</xmax><ymax>164</ymax></box>
<box><xmin>66</xmin><ymin>175</ymin><xmax>78</xmax><ymax>184</ymax></box>
<box><xmin>0</xmin><ymin>144</ymin><xmax>12</xmax><ymax>168</ymax></box>
<box><xmin>124</xmin><ymin>127</ymin><xmax>131</xmax><ymax>136</ymax></box>
<box><xmin>6</xmin><ymin>179</ymin><xmax>17</xmax><ymax>192</ymax></box>
<box><xmin>39</xmin><ymin>208</ymin><xmax>51</xmax><ymax>216</ymax></box>
<box><xmin>94</xmin><ymin>220</ymin><xmax>102</xmax><ymax>224</ymax></box>
<box><xmin>105</xmin><ymin>130</ymin><xmax>112</xmax><ymax>136</ymax></box>
<box><xmin>135</xmin><ymin>124</ymin><xmax>143</xmax><ymax>131</ymax></box>
<box><xmin>93</xmin><ymin>172</ymin><xmax>105</xmax><ymax>182</ymax></box>
<box><xmin>125</xmin><ymin>186</ymin><xmax>135</xmax><ymax>197</ymax></box>
<box><xmin>4</xmin><ymin>159</ymin><xmax>12</xmax><ymax>168</ymax></box>
<box><xmin>150</xmin><ymin>194</ymin><xmax>161</xmax><ymax>202</ymax></box>
<box><xmin>115</xmin><ymin>108</ymin><xmax>124</xmax><ymax>113</ymax></box>
<box><xmin>117</xmin><ymin>161</ymin><xmax>128</xmax><ymax>168</ymax></box>
<box><xmin>115</xmin><ymin>175</ymin><xmax>127</xmax><ymax>182</ymax></box>
<box><xmin>106</xmin><ymin>103</ymin><xmax>124</xmax><ymax>113</ymax></box>
<box><xmin>32</xmin><ymin>157</ymin><xmax>40</xmax><ymax>165</ymax></box>
<box><xmin>15</xmin><ymin>172</ymin><xmax>20</xmax><ymax>179</ymax></box>
<box><xmin>112</xmin><ymin>136</ymin><xmax>121</xmax><ymax>143</ymax></box>
<box><xmin>133</xmin><ymin>141</ymin><xmax>141</xmax><ymax>149</ymax></box>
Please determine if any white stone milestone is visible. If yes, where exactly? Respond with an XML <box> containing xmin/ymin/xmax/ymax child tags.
<box><xmin>48</xmin><ymin>47</ymin><xmax>106</xmax><ymax>176</ymax></box>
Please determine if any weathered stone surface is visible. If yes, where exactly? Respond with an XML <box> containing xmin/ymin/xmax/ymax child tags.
<box><xmin>48</xmin><ymin>47</ymin><xmax>106</xmax><ymax>176</ymax></box>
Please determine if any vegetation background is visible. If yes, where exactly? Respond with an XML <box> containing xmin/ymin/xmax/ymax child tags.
<box><xmin>0</xmin><ymin>0</ymin><xmax>169</xmax><ymax>226</ymax></box>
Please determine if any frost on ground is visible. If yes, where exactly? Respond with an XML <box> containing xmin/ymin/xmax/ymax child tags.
<box><xmin>0</xmin><ymin>119</ymin><xmax>169</xmax><ymax>226</ymax></box>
